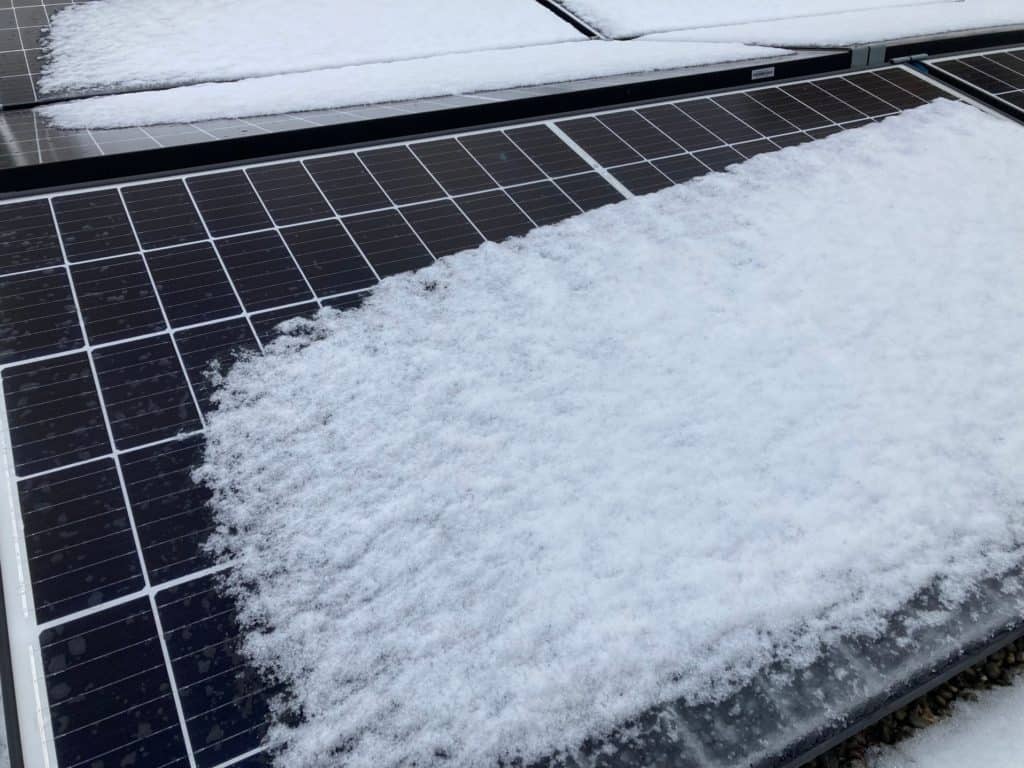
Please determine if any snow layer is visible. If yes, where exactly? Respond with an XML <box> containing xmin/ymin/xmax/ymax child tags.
<box><xmin>39</xmin><ymin>41</ymin><xmax>787</xmax><ymax>130</ymax></box>
<box><xmin>198</xmin><ymin>101</ymin><xmax>1024</xmax><ymax>768</ymax></box>
<box><xmin>650</xmin><ymin>0</ymin><xmax>1024</xmax><ymax>47</ymax></box>
<box><xmin>555</xmin><ymin>0</ymin><xmax>948</xmax><ymax>37</ymax></box>
<box><xmin>874</xmin><ymin>681</ymin><xmax>1024</xmax><ymax>768</ymax></box>
<box><xmin>39</xmin><ymin>0</ymin><xmax>582</xmax><ymax>96</ymax></box>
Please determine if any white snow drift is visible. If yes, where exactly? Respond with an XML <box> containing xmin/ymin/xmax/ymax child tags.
<box><xmin>199</xmin><ymin>102</ymin><xmax>1024</xmax><ymax>768</ymax></box>
<box><xmin>651</xmin><ymin>0</ymin><xmax>1024</xmax><ymax>47</ymax></box>
<box><xmin>554</xmin><ymin>0</ymin><xmax>946</xmax><ymax>37</ymax></box>
<box><xmin>39</xmin><ymin>0</ymin><xmax>582</xmax><ymax>95</ymax></box>
<box><xmin>38</xmin><ymin>40</ymin><xmax>787</xmax><ymax>130</ymax></box>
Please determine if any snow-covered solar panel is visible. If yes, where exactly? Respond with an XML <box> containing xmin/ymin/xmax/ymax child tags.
<box><xmin>0</xmin><ymin>65</ymin><xmax>994</xmax><ymax>768</ymax></box>
<box><xmin>926</xmin><ymin>46</ymin><xmax>1024</xmax><ymax>115</ymax></box>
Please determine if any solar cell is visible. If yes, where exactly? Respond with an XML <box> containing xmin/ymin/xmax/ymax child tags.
<box><xmin>608</xmin><ymin>162</ymin><xmax>674</xmax><ymax>195</ymax></box>
<box><xmin>146</xmin><ymin>242</ymin><xmax>244</xmax><ymax>328</ymax></box>
<box><xmin>410</xmin><ymin>139</ymin><xmax>498</xmax><ymax>196</ymax></box>
<box><xmin>927</xmin><ymin>46</ymin><xmax>1024</xmax><ymax>117</ymax></box>
<box><xmin>249</xmin><ymin>302</ymin><xmax>322</xmax><ymax>345</ymax></box>
<box><xmin>506</xmin><ymin>181</ymin><xmax>581</xmax><ymax>226</ymax></box>
<box><xmin>0</xmin><ymin>199</ymin><xmax>63</xmax><ymax>275</ymax></box>
<box><xmin>71</xmin><ymin>255</ymin><xmax>166</xmax><ymax>345</ymax></box>
<box><xmin>401</xmin><ymin>200</ymin><xmax>486</xmax><ymax>258</ymax></box>
<box><xmin>459</xmin><ymin>131</ymin><xmax>547</xmax><ymax>186</ymax></box>
<box><xmin>214</xmin><ymin>231</ymin><xmax>314</xmax><ymax>311</ymax></box>
<box><xmin>246</xmin><ymin>163</ymin><xmax>334</xmax><ymax>227</ymax></box>
<box><xmin>92</xmin><ymin>335</ymin><xmax>203</xmax><ymax>450</ymax></box>
<box><xmin>454</xmin><ymin>190</ymin><xmax>535</xmax><ymax>242</ymax></box>
<box><xmin>280</xmin><ymin>220</ymin><xmax>379</xmax><ymax>296</ymax></box>
<box><xmin>304</xmin><ymin>153</ymin><xmax>393</xmax><ymax>216</ymax></box>
<box><xmin>0</xmin><ymin>266</ymin><xmax>82</xmax><ymax>364</ymax></box>
<box><xmin>19</xmin><ymin>459</ymin><xmax>145</xmax><ymax>622</ymax></box>
<box><xmin>0</xmin><ymin>65</ymin><xmax>967</xmax><ymax>768</ymax></box>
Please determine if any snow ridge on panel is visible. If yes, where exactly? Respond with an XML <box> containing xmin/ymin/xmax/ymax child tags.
<box><xmin>39</xmin><ymin>0</ymin><xmax>584</xmax><ymax>96</ymax></box>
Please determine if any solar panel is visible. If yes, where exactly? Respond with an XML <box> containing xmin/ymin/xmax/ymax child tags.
<box><xmin>0</xmin><ymin>65</ymin><xmax>978</xmax><ymax>768</ymax></box>
<box><xmin>925</xmin><ymin>46</ymin><xmax>1024</xmax><ymax>115</ymax></box>
<box><xmin>0</xmin><ymin>50</ymin><xmax>840</xmax><ymax>174</ymax></box>
<box><xmin>0</xmin><ymin>0</ymin><xmax>85</xmax><ymax>109</ymax></box>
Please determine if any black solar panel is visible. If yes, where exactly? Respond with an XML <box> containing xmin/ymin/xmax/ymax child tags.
<box><xmin>0</xmin><ymin>65</ymin><xmax>966</xmax><ymax>768</ymax></box>
<box><xmin>926</xmin><ymin>46</ymin><xmax>1024</xmax><ymax>115</ymax></box>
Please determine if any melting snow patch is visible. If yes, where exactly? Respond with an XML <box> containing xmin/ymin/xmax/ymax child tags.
<box><xmin>199</xmin><ymin>101</ymin><xmax>1024</xmax><ymax>768</ymax></box>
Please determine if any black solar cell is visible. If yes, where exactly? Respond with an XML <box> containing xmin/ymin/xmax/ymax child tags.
<box><xmin>506</xmin><ymin>181</ymin><xmax>581</xmax><ymax>227</ymax></box>
<box><xmin>554</xmin><ymin>172</ymin><xmax>625</xmax><ymax>211</ymax></box>
<box><xmin>0</xmin><ymin>266</ymin><xmax>82</xmax><ymax>364</ymax></box>
<box><xmin>122</xmin><ymin>180</ymin><xmax>208</xmax><ymax>250</ymax></box>
<box><xmin>714</xmin><ymin>92</ymin><xmax>799</xmax><ymax>137</ymax></box>
<box><xmin>40</xmin><ymin>598</ymin><xmax>191</xmax><ymax>768</ymax></box>
<box><xmin>401</xmin><ymin>200</ymin><xmax>486</xmax><ymax>257</ymax></box>
<box><xmin>249</xmin><ymin>301</ymin><xmax>322</xmax><ymax>345</ymax></box>
<box><xmin>92</xmin><ymin>335</ymin><xmax>202</xmax><ymax>450</ymax></box>
<box><xmin>52</xmin><ymin>190</ymin><xmax>139</xmax><ymax>262</ymax></box>
<box><xmin>214</xmin><ymin>231</ymin><xmax>313</xmax><ymax>311</ymax></box>
<box><xmin>280</xmin><ymin>219</ymin><xmax>379</xmax><ymax>296</ymax></box>
<box><xmin>246</xmin><ymin>162</ymin><xmax>334</xmax><ymax>227</ymax></box>
<box><xmin>459</xmin><ymin>131</ymin><xmax>546</xmax><ymax>186</ymax></box>
<box><xmin>676</xmin><ymin>99</ymin><xmax>759</xmax><ymax>144</ymax></box>
<box><xmin>0</xmin><ymin>199</ymin><xmax>63</xmax><ymax>275</ymax></box>
<box><xmin>781</xmin><ymin>81</ymin><xmax>865</xmax><ymax>124</ymax></box>
<box><xmin>596</xmin><ymin>110</ymin><xmax>683</xmax><ymax>160</ymax></box>
<box><xmin>188</xmin><ymin>171</ymin><xmax>273</xmax><ymax>238</ymax></box>
<box><xmin>609</xmin><ymin>162</ymin><xmax>674</xmax><ymax>195</ymax></box>
<box><xmin>411</xmin><ymin>138</ymin><xmax>497</xmax><ymax>196</ymax></box>
<box><xmin>693</xmin><ymin>145</ymin><xmax>746</xmax><ymax>172</ymax></box>
<box><xmin>344</xmin><ymin>209</ymin><xmax>434</xmax><ymax>277</ymax></box>
<box><xmin>454</xmin><ymin>190</ymin><xmax>534</xmax><ymax>242</ymax></box>
<box><xmin>19</xmin><ymin>459</ymin><xmax>144</xmax><ymax>621</ymax></box>
<box><xmin>652</xmin><ymin>153</ymin><xmax>710</xmax><ymax>184</ymax></box>
<box><xmin>926</xmin><ymin>46</ymin><xmax>1024</xmax><ymax>117</ymax></box>
<box><xmin>747</xmin><ymin>88</ymin><xmax>831</xmax><ymax>130</ymax></box>
<box><xmin>146</xmin><ymin>242</ymin><xmax>243</xmax><ymax>328</ymax></box>
<box><xmin>71</xmin><ymin>255</ymin><xmax>166</xmax><ymax>344</ymax></box>
<box><xmin>121</xmin><ymin>434</ymin><xmax>218</xmax><ymax>582</ymax></box>
<box><xmin>175</xmin><ymin>319</ymin><xmax>260</xmax><ymax>415</ymax></box>
<box><xmin>506</xmin><ymin>124</ymin><xmax>592</xmax><ymax>177</ymax></box>
<box><xmin>816</xmin><ymin>77</ymin><xmax>895</xmax><ymax>117</ymax></box>
<box><xmin>639</xmin><ymin>104</ymin><xmax>721</xmax><ymax>151</ymax></box>
<box><xmin>158</xmin><ymin>576</ymin><xmax>275</xmax><ymax>768</ymax></box>
<box><xmin>358</xmin><ymin>145</ymin><xmax>444</xmax><ymax>205</ymax></box>
<box><xmin>733</xmin><ymin>139</ymin><xmax>779</xmax><ymax>159</ymax></box>
<box><xmin>304</xmin><ymin>153</ymin><xmax>392</xmax><ymax>215</ymax></box>
<box><xmin>3</xmin><ymin>353</ymin><xmax>110</xmax><ymax>476</ymax></box>
<box><xmin>556</xmin><ymin>116</ymin><xmax>643</xmax><ymax>168</ymax></box>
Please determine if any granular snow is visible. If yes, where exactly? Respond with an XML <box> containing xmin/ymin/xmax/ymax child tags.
<box><xmin>198</xmin><ymin>101</ymin><xmax>1024</xmax><ymax>768</ymax></box>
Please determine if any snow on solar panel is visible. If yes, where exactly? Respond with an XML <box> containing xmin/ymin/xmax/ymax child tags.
<box><xmin>38</xmin><ymin>0</ymin><xmax>585</xmax><ymax>99</ymax></box>
<box><xmin>926</xmin><ymin>46</ymin><xmax>1024</xmax><ymax>116</ymax></box>
<box><xmin>550</xmin><ymin>0</ymin><xmax>952</xmax><ymax>38</ymax></box>
<box><xmin>198</xmin><ymin>99</ymin><xmax>1024</xmax><ymax>768</ymax></box>
<box><xmin>0</xmin><ymin>66</ymin><xmax>970</xmax><ymax>768</ymax></box>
